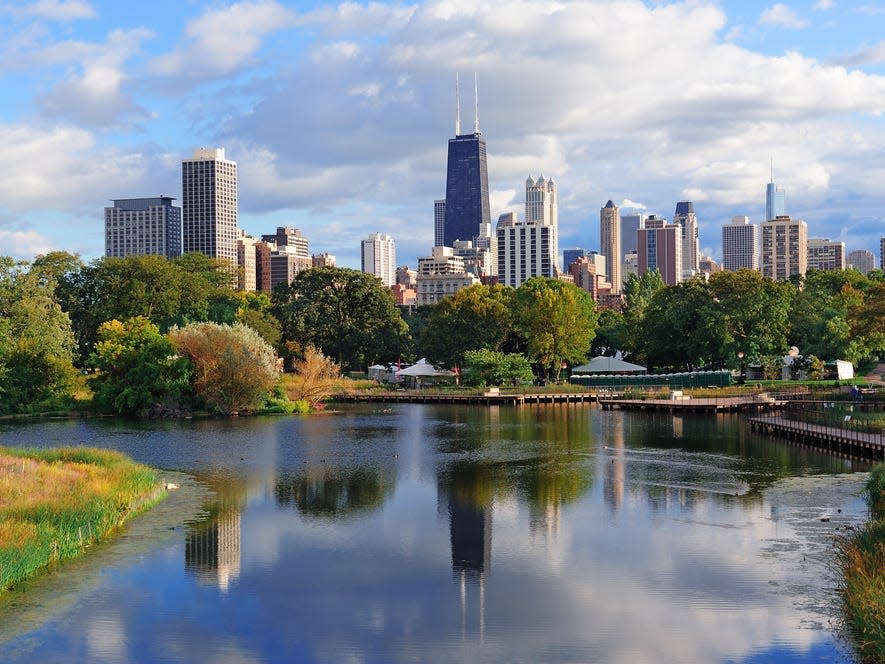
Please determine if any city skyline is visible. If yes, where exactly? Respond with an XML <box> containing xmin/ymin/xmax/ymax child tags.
<box><xmin>0</xmin><ymin>1</ymin><xmax>884</xmax><ymax>269</ymax></box>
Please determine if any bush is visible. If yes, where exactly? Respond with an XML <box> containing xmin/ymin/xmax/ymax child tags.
<box><xmin>169</xmin><ymin>322</ymin><xmax>278</xmax><ymax>415</ymax></box>
<box><xmin>862</xmin><ymin>463</ymin><xmax>885</xmax><ymax>519</ymax></box>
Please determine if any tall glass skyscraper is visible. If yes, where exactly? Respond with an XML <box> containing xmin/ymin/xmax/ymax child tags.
<box><xmin>443</xmin><ymin>75</ymin><xmax>490</xmax><ymax>248</ymax></box>
<box><xmin>766</xmin><ymin>163</ymin><xmax>785</xmax><ymax>222</ymax></box>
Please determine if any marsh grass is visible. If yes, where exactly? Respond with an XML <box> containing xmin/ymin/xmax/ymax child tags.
<box><xmin>838</xmin><ymin>465</ymin><xmax>885</xmax><ymax>663</ymax></box>
<box><xmin>0</xmin><ymin>447</ymin><xmax>165</xmax><ymax>592</ymax></box>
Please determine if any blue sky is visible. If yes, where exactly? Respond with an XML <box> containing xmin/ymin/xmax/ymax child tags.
<box><xmin>0</xmin><ymin>0</ymin><xmax>884</xmax><ymax>269</ymax></box>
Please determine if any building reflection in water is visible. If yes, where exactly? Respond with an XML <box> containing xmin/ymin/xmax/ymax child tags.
<box><xmin>602</xmin><ymin>412</ymin><xmax>626</xmax><ymax>512</ymax></box>
<box><xmin>185</xmin><ymin>506</ymin><xmax>242</xmax><ymax>592</ymax></box>
<box><xmin>437</xmin><ymin>467</ymin><xmax>492</xmax><ymax>641</ymax></box>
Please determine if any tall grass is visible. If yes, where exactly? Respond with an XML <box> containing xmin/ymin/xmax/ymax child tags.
<box><xmin>839</xmin><ymin>464</ymin><xmax>885</xmax><ymax>663</ymax></box>
<box><xmin>0</xmin><ymin>447</ymin><xmax>166</xmax><ymax>592</ymax></box>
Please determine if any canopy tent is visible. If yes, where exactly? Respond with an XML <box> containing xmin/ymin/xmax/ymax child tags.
<box><xmin>397</xmin><ymin>358</ymin><xmax>455</xmax><ymax>378</ymax></box>
<box><xmin>571</xmin><ymin>356</ymin><xmax>647</xmax><ymax>375</ymax></box>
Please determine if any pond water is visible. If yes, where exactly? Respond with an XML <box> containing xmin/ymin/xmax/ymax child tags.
<box><xmin>0</xmin><ymin>404</ymin><xmax>870</xmax><ymax>663</ymax></box>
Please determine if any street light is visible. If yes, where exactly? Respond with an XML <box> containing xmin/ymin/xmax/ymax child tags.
<box><xmin>737</xmin><ymin>351</ymin><xmax>746</xmax><ymax>385</ymax></box>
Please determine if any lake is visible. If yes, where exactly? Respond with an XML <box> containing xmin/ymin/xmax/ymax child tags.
<box><xmin>0</xmin><ymin>404</ymin><xmax>870</xmax><ymax>663</ymax></box>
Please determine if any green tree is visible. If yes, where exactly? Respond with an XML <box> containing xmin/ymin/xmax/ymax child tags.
<box><xmin>88</xmin><ymin>317</ymin><xmax>192</xmax><ymax>416</ymax></box>
<box><xmin>512</xmin><ymin>278</ymin><xmax>598</xmax><ymax>380</ymax></box>
<box><xmin>620</xmin><ymin>270</ymin><xmax>665</xmax><ymax>363</ymax></box>
<box><xmin>589</xmin><ymin>308</ymin><xmax>627</xmax><ymax>358</ymax></box>
<box><xmin>0</xmin><ymin>258</ymin><xmax>78</xmax><ymax>412</ymax></box>
<box><xmin>420</xmin><ymin>284</ymin><xmax>515</xmax><ymax>369</ymax></box>
<box><xmin>462</xmin><ymin>349</ymin><xmax>534</xmax><ymax>387</ymax></box>
<box><xmin>169</xmin><ymin>322</ymin><xmax>279</xmax><ymax>415</ymax></box>
<box><xmin>640</xmin><ymin>279</ymin><xmax>728</xmax><ymax>371</ymax></box>
<box><xmin>708</xmin><ymin>269</ymin><xmax>792</xmax><ymax>366</ymax></box>
<box><xmin>272</xmin><ymin>267</ymin><xmax>409</xmax><ymax>371</ymax></box>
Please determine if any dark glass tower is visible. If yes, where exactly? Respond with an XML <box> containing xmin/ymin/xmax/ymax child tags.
<box><xmin>443</xmin><ymin>132</ymin><xmax>490</xmax><ymax>247</ymax></box>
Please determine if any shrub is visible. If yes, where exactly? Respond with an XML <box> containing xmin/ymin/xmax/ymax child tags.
<box><xmin>862</xmin><ymin>463</ymin><xmax>885</xmax><ymax>519</ymax></box>
<box><xmin>287</xmin><ymin>346</ymin><xmax>340</xmax><ymax>407</ymax></box>
<box><xmin>169</xmin><ymin>322</ymin><xmax>278</xmax><ymax>415</ymax></box>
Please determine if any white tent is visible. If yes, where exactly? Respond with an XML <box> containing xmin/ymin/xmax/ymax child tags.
<box><xmin>571</xmin><ymin>356</ymin><xmax>647</xmax><ymax>374</ymax></box>
<box><xmin>397</xmin><ymin>358</ymin><xmax>455</xmax><ymax>377</ymax></box>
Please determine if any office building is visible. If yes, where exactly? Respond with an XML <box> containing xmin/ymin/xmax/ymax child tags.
<box><xmin>637</xmin><ymin>219</ymin><xmax>682</xmax><ymax>286</ymax></box>
<box><xmin>569</xmin><ymin>254</ymin><xmax>612</xmax><ymax>303</ymax></box>
<box><xmin>761</xmin><ymin>215</ymin><xmax>807</xmax><ymax>280</ymax></box>
<box><xmin>104</xmin><ymin>196</ymin><xmax>181</xmax><ymax>259</ymax></box>
<box><xmin>621</xmin><ymin>212</ymin><xmax>647</xmax><ymax>254</ymax></box>
<box><xmin>623</xmin><ymin>251</ymin><xmax>639</xmax><ymax>283</ymax></box>
<box><xmin>268</xmin><ymin>248</ymin><xmax>311</xmax><ymax>289</ymax></box>
<box><xmin>416</xmin><ymin>246</ymin><xmax>478</xmax><ymax>305</ymax></box>
<box><xmin>496</xmin><ymin>211</ymin><xmax>556</xmax><ymax>287</ymax></box>
<box><xmin>312</xmin><ymin>252</ymin><xmax>336</xmax><ymax>268</ymax></box>
<box><xmin>453</xmin><ymin>239</ymin><xmax>494</xmax><ymax>278</ymax></box>
<box><xmin>236</xmin><ymin>230</ymin><xmax>259</xmax><ymax>291</ymax></box>
<box><xmin>396</xmin><ymin>265</ymin><xmax>418</xmax><ymax>287</ymax></box>
<box><xmin>766</xmin><ymin>165</ymin><xmax>785</xmax><ymax>221</ymax></box>
<box><xmin>563</xmin><ymin>248</ymin><xmax>587</xmax><ymax>272</ymax></box>
<box><xmin>361</xmin><ymin>233</ymin><xmax>396</xmax><ymax>287</ymax></box>
<box><xmin>442</xmin><ymin>75</ymin><xmax>490</xmax><ymax>247</ymax></box>
<box><xmin>600</xmin><ymin>200</ymin><xmax>621</xmax><ymax>293</ymax></box>
<box><xmin>807</xmin><ymin>238</ymin><xmax>846</xmax><ymax>272</ymax></box>
<box><xmin>699</xmin><ymin>255</ymin><xmax>722</xmax><ymax>274</ymax></box>
<box><xmin>434</xmin><ymin>199</ymin><xmax>446</xmax><ymax>248</ymax></box>
<box><xmin>182</xmin><ymin>148</ymin><xmax>238</xmax><ymax>265</ymax></box>
<box><xmin>262</xmin><ymin>227</ymin><xmax>309</xmax><ymax>258</ymax></box>
<box><xmin>673</xmin><ymin>201</ymin><xmax>699</xmax><ymax>276</ymax></box>
<box><xmin>847</xmin><ymin>249</ymin><xmax>875</xmax><ymax>275</ymax></box>
<box><xmin>722</xmin><ymin>215</ymin><xmax>758</xmax><ymax>271</ymax></box>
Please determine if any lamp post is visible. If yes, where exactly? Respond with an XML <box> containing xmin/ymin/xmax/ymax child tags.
<box><xmin>737</xmin><ymin>351</ymin><xmax>745</xmax><ymax>385</ymax></box>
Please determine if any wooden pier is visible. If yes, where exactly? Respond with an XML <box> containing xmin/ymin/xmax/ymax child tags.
<box><xmin>333</xmin><ymin>391</ymin><xmax>603</xmax><ymax>406</ymax></box>
<box><xmin>598</xmin><ymin>394</ymin><xmax>788</xmax><ymax>413</ymax></box>
<box><xmin>747</xmin><ymin>415</ymin><xmax>885</xmax><ymax>462</ymax></box>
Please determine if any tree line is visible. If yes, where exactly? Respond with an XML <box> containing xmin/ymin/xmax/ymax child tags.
<box><xmin>1</xmin><ymin>251</ymin><xmax>883</xmax><ymax>415</ymax></box>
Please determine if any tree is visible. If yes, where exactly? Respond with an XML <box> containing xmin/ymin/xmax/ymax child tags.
<box><xmin>640</xmin><ymin>279</ymin><xmax>728</xmax><ymax>371</ymax></box>
<box><xmin>589</xmin><ymin>308</ymin><xmax>627</xmax><ymax>358</ymax></box>
<box><xmin>0</xmin><ymin>258</ymin><xmax>78</xmax><ymax>413</ymax></box>
<box><xmin>272</xmin><ymin>267</ymin><xmax>409</xmax><ymax>371</ymax></box>
<box><xmin>512</xmin><ymin>278</ymin><xmax>598</xmax><ymax>380</ymax></box>
<box><xmin>708</xmin><ymin>269</ymin><xmax>792</xmax><ymax>366</ymax></box>
<box><xmin>169</xmin><ymin>322</ymin><xmax>278</xmax><ymax>415</ymax></box>
<box><xmin>462</xmin><ymin>349</ymin><xmax>533</xmax><ymax>387</ymax></box>
<box><xmin>88</xmin><ymin>317</ymin><xmax>192</xmax><ymax>416</ymax></box>
<box><xmin>420</xmin><ymin>284</ymin><xmax>515</xmax><ymax>369</ymax></box>
<box><xmin>288</xmin><ymin>346</ymin><xmax>340</xmax><ymax>407</ymax></box>
<box><xmin>620</xmin><ymin>270</ymin><xmax>665</xmax><ymax>363</ymax></box>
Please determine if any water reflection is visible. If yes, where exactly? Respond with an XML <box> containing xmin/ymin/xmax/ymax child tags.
<box><xmin>185</xmin><ymin>508</ymin><xmax>241</xmax><ymax>592</ymax></box>
<box><xmin>275</xmin><ymin>466</ymin><xmax>395</xmax><ymax>517</ymax></box>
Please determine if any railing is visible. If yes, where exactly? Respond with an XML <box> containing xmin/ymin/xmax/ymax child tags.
<box><xmin>752</xmin><ymin>401</ymin><xmax>885</xmax><ymax>441</ymax></box>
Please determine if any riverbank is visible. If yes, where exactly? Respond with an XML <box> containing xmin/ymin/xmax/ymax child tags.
<box><xmin>839</xmin><ymin>464</ymin><xmax>885</xmax><ymax>663</ymax></box>
<box><xmin>0</xmin><ymin>447</ymin><xmax>167</xmax><ymax>592</ymax></box>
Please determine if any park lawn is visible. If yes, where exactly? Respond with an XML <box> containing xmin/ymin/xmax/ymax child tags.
<box><xmin>0</xmin><ymin>447</ymin><xmax>166</xmax><ymax>592</ymax></box>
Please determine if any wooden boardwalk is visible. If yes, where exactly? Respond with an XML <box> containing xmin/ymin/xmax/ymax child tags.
<box><xmin>599</xmin><ymin>395</ymin><xmax>787</xmax><ymax>413</ymax></box>
<box><xmin>334</xmin><ymin>391</ymin><xmax>603</xmax><ymax>406</ymax></box>
<box><xmin>748</xmin><ymin>415</ymin><xmax>885</xmax><ymax>462</ymax></box>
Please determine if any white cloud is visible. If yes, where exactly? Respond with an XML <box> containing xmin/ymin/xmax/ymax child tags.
<box><xmin>830</xmin><ymin>41</ymin><xmax>885</xmax><ymax>68</ymax></box>
<box><xmin>620</xmin><ymin>199</ymin><xmax>647</xmax><ymax>210</ymax></box>
<box><xmin>150</xmin><ymin>1</ymin><xmax>297</xmax><ymax>79</ymax></box>
<box><xmin>814</xmin><ymin>0</ymin><xmax>835</xmax><ymax>9</ymax></box>
<box><xmin>759</xmin><ymin>4</ymin><xmax>809</xmax><ymax>29</ymax></box>
<box><xmin>0</xmin><ymin>229</ymin><xmax>53</xmax><ymax>258</ymax></box>
<box><xmin>8</xmin><ymin>0</ymin><xmax>95</xmax><ymax>21</ymax></box>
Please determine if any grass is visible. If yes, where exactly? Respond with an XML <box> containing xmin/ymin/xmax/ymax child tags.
<box><xmin>838</xmin><ymin>464</ymin><xmax>885</xmax><ymax>663</ymax></box>
<box><xmin>0</xmin><ymin>446</ymin><xmax>166</xmax><ymax>592</ymax></box>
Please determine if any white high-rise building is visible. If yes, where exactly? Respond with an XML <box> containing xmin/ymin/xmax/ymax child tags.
<box><xmin>496</xmin><ymin>211</ymin><xmax>556</xmax><ymax>287</ymax></box>
<box><xmin>182</xmin><ymin>148</ymin><xmax>238</xmax><ymax>266</ymax></box>
<box><xmin>361</xmin><ymin>233</ymin><xmax>396</xmax><ymax>287</ymax></box>
<box><xmin>722</xmin><ymin>215</ymin><xmax>758</xmax><ymax>271</ymax></box>
<box><xmin>807</xmin><ymin>238</ymin><xmax>846</xmax><ymax>272</ymax></box>
<box><xmin>600</xmin><ymin>200</ymin><xmax>621</xmax><ymax>293</ymax></box>
<box><xmin>761</xmin><ymin>215</ymin><xmax>807</xmax><ymax>280</ymax></box>
<box><xmin>525</xmin><ymin>175</ymin><xmax>558</xmax><ymax>272</ymax></box>
<box><xmin>673</xmin><ymin>201</ymin><xmax>699</xmax><ymax>277</ymax></box>
<box><xmin>105</xmin><ymin>196</ymin><xmax>181</xmax><ymax>259</ymax></box>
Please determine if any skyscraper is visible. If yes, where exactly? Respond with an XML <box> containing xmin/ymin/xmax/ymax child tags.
<box><xmin>722</xmin><ymin>215</ymin><xmax>758</xmax><ymax>271</ymax></box>
<box><xmin>807</xmin><ymin>238</ymin><xmax>846</xmax><ymax>272</ymax></box>
<box><xmin>182</xmin><ymin>148</ymin><xmax>238</xmax><ymax>265</ymax></box>
<box><xmin>361</xmin><ymin>232</ymin><xmax>396</xmax><ymax>287</ymax></box>
<box><xmin>525</xmin><ymin>175</ymin><xmax>558</xmax><ymax>271</ymax></box>
<box><xmin>600</xmin><ymin>200</ymin><xmax>621</xmax><ymax>293</ymax></box>
<box><xmin>620</xmin><ymin>211</ymin><xmax>647</xmax><ymax>255</ymax></box>
<box><xmin>673</xmin><ymin>201</ymin><xmax>699</xmax><ymax>276</ymax></box>
<box><xmin>104</xmin><ymin>196</ymin><xmax>181</xmax><ymax>259</ymax></box>
<box><xmin>766</xmin><ymin>163</ymin><xmax>785</xmax><ymax>221</ymax></box>
<box><xmin>443</xmin><ymin>74</ymin><xmax>490</xmax><ymax>247</ymax></box>
<box><xmin>434</xmin><ymin>199</ymin><xmax>446</xmax><ymax>247</ymax></box>
<box><xmin>848</xmin><ymin>249</ymin><xmax>875</xmax><ymax>275</ymax></box>
<box><xmin>496</xmin><ymin>211</ymin><xmax>556</xmax><ymax>287</ymax></box>
<box><xmin>761</xmin><ymin>215</ymin><xmax>807</xmax><ymax>280</ymax></box>
<box><xmin>637</xmin><ymin>217</ymin><xmax>682</xmax><ymax>286</ymax></box>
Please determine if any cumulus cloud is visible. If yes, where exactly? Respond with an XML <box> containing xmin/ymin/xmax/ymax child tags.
<box><xmin>829</xmin><ymin>41</ymin><xmax>885</xmax><ymax>68</ymax></box>
<box><xmin>150</xmin><ymin>1</ymin><xmax>297</xmax><ymax>80</ymax></box>
<box><xmin>6</xmin><ymin>0</ymin><xmax>95</xmax><ymax>21</ymax></box>
<box><xmin>759</xmin><ymin>4</ymin><xmax>809</xmax><ymax>30</ymax></box>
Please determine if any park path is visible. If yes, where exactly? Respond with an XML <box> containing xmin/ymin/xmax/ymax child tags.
<box><xmin>863</xmin><ymin>363</ymin><xmax>885</xmax><ymax>383</ymax></box>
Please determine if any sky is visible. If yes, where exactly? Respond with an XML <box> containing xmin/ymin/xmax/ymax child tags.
<box><xmin>0</xmin><ymin>0</ymin><xmax>884</xmax><ymax>270</ymax></box>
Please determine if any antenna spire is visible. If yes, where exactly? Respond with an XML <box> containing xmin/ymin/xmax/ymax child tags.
<box><xmin>473</xmin><ymin>72</ymin><xmax>479</xmax><ymax>134</ymax></box>
<box><xmin>455</xmin><ymin>72</ymin><xmax>461</xmax><ymax>136</ymax></box>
